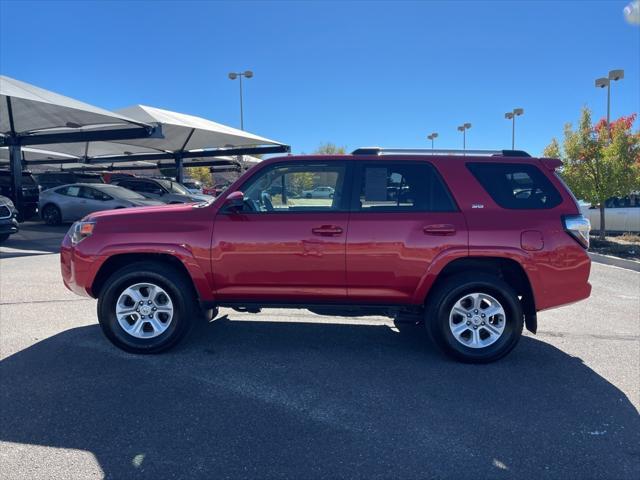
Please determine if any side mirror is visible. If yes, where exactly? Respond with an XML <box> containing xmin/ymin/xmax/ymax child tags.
<box><xmin>223</xmin><ymin>191</ymin><xmax>245</xmax><ymax>212</ymax></box>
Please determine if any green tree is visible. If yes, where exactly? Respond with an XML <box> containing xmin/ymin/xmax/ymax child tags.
<box><xmin>550</xmin><ymin>107</ymin><xmax>640</xmax><ymax>239</ymax></box>
<box><xmin>542</xmin><ymin>138</ymin><xmax>561</xmax><ymax>158</ymax></box>
<box><xmin>314</xmin><ymin>142</ymin><xmax>347</xmax><ymax>154</ymax></box>
<box><xmin>186</xmin><ymin>166</ymin><xmax>212</xmax><ymax>186</ymax></box>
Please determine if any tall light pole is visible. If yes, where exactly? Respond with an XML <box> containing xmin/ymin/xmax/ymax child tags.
<box><xmin>427</xmin><ymin>132</ymin><xmax>438</xmax><ymax>150</ymax></box>
<box><xmin>504</xmin><ymin>108</ymin><xmax>524</xmax><ymax>150</ymax></box>
<box><xmin>457</xmin><ymin>123</ymin><xmax>471</xmax><ymax>152</ymax></box>
<box><xmin>595</xmin><ymin>69</ymin><xmax>624</xmax><ymax>125</ymax></box>
<box><xmin>228</xmin><ymin>70</ymin><xmax>253</xmax><ymax>130</ymax></box>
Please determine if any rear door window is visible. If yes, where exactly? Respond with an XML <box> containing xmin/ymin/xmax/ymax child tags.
<box><xmin>57</xmin><ymin>186</ymin><xmax>81</xmax><ymax>197</ymax></box>
<box><xmin>355</xmin><ymin>162</ymin><xmax>456</xmax><ymax>212</ymax></box>
<box><xmin>467</xmin><ymin>163</ymin><xmax>562</xmax><ymax>209</ymax></box>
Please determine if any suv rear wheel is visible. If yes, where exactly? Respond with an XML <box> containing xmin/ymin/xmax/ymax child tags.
<box><xmin>97</xmin><ymin>262</ymin><xmax>197</xmax><ymax>353</ymax></box>
<box><xmin>426</xmin><ymin>273</ymin><xmax>523</xmax><ymax>363</ymax></box>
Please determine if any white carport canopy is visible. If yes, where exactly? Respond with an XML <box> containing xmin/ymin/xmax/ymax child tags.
<box><xmin>31</xmin><ymin>104</ymin><xmax>289</xmax><ymax>181</ymax></box>
<box><xmin>0</xmin><ymin>75</ymin><xmax>158</xmax><ymax>210</ymax></box>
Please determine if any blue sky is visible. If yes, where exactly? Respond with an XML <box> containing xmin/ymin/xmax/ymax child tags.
<box><xmin>1</xmin><ymin>0</ymin><xmax>638</xmax><ymax>156</ymax></box>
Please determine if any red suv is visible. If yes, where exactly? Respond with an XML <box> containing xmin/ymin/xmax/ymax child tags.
<box><xmin>61</xmin><ymin>148</ymin><xmax>592</xmax><ymax>362</ymax></box>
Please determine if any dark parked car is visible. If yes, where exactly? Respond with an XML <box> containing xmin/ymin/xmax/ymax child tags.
<box><xmin>0</xmin><ymin>194</ymin><xmax>19</xmax><ymax>243</ymax></box>
<box><xmin>0</xmin><ymin>169</ymin><xmax>39</xmax><ymax>221</ymax></box>
<box><xmin>111</xmin><ymin>177</ymin><xmax>213</xmax><ymax>204</ymax></box>
<box><xmin>35</xmin><ymin>171</ymin><xmax>104</xmax><ymax>191</ymax></box>
<box><xmin>61</xmin><ymin>148</ymin><xmax>591</xmax><ymax>363</ymax></box>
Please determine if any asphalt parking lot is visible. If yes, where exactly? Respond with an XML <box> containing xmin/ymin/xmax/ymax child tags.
<box><xmin>1</xmin><ymin>223</ymin><xmax>639</xmax><ymax>480</ymax></box>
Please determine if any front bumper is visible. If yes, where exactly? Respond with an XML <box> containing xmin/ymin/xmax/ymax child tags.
<box><xmin>60</xmin><ymin>233</ymin><xmax>104</xmax><ymax>298</ymax></box>
<box><xmin>0</xmin><ymin>217</ymin><xmax>19</xmax><ymax>235</ymax></box>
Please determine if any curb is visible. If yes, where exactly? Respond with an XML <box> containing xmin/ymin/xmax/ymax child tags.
<box><xmin>589</xmin><ymin>252</ymin><xmax>640</xmax><ymax>272</ymax></box>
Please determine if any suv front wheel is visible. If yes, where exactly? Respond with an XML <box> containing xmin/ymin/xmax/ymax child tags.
<box><xmin>97</xmin><ymin>262</ymin><xmax>197</xmax><ymax>353</ymax></box>
<box><xmin>426</xmin><ymin>273</ymin><xmax>524</xmax><ymax>363</ymax></box>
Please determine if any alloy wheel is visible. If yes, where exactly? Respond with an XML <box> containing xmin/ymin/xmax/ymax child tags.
<box><xmin>115</xmin><ymin>282</ymin><xmax>174</xmax><ymax>339</ymax></box>
<box><xmin>448</xmin><ymin>292</ymin><xmax>506</xmax><ymax>348</ymax></box>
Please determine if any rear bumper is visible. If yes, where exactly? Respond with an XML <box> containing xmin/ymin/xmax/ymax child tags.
<box><xmin>532</xmin><ymin>245</ymin><xmax>592</xmax><ymax>311</ymax></box>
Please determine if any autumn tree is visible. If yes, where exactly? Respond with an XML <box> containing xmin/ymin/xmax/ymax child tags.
<box><xmin>186</xmin><ymin>166</ymin><xmax>212</xmax><ymax>186</ymax></box>
<box><xmin>543</xmin><ymin>107</ymin><xmax>640</xmax><ymax>239</ymax></box>
<box><xmin>314</xmin><ymin>142</ymin><xmax>347</xmax><ymax>154</ymax></box>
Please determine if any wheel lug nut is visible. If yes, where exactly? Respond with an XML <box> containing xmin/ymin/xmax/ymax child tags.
<box><xmin>152</xmin><ymin>307</ymin><xmax>157</xmax><ymax>311</ymax></box>
<box><xmin>139</xmin><ymin>301</ymin><xmax>144</xmax><ymax>305</ymax></box>
<box><xmin>148</xmin><ymin>301</ymin><xmax>152</xmax><ymax>305</ymax></box>
<box><xmin>466</xmin><ymin>321</ymin><xmax>471</xmax><ymax>325</ymax></box>
<box><xmin>466</xmin><ymin>313</ymin><xmax>472</xmax><ymax>318</ymax></box>
<box><xmin>474</xmin><ymin>309</ymin><xmax>478</xmax><ymax>314</ymax></box>
<box><xmin>481</xmin><ymin>313</ymin><xmax>485</xmax><ymax>318</ymax></box>
<box><xmin>481</xmin><ymin>321</ymin><xmax>485</xmax><ymax>325</ymax></box>
<box><xmin>473</xmin><ymin>325</ymin><xmax>478</xmax><ymax>329</ymax></box>
<box><xmin>140</xmin><ymin>315</ymin><xmax>145</xmax><ymax>319</ymax></box>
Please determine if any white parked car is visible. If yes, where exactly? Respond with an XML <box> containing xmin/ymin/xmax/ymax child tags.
<box><xmin>579</xmin><ymin>194</ymin><xmax>640</xmax><ymax>233</ymax></box>
<box><xmin>302</xmin><ymin>186</ymin><xmax>335</xmax><ymax>199</ymax></box>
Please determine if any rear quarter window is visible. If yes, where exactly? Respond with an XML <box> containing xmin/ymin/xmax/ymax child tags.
<box><xmin>467</xmin><ymin>163</ymin><xmax>562</xmax><ymax>210</ymax></box>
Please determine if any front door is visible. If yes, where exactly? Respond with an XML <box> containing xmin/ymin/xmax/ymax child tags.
<box><xmin>346</xmin><ymin>160</ymin><xmax>467</xmax><ymax>304</ymax></box>
<box><xmin>211</xmin><ymin>160</ymin><xmax>350</xmax><ymax>303</ymax></box>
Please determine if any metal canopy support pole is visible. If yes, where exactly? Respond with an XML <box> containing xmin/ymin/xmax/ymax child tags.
<box><xmin>175</xmin><ymin>153</ymin><xmax>184</xmax><ymax>183</ymax></box>
<box><xmin>9</xmin><ymin>143</ymin><xmax>22</xmax><ymax>214</ymax></box>
<box><xmin>5</xmin><ymin>97</ymin><xmax>23</xmax><ymax>215</ymax></box>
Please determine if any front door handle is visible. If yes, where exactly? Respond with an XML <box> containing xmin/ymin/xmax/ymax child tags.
<box><xmin>312</xmin><ymin>225</ymin><xmax>343</xmax><ymax>236</ymax></box>
<box><xmin>423</xmin><ymin>224</ymin><xmax>456</xmax><ymax>235</ymax></box>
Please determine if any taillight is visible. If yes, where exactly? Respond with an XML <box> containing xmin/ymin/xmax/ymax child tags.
<box><xmin>562</xmin><ymin>214</ymin><xmax>590</xmax><ymax>248</ymax></box>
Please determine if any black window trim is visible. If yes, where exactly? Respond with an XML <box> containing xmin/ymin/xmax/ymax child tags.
<box><xmin>221</xmin><ymin>160</ymin><xmax>354</xmax><ymax>215</ymax></box>
<box><xmin>349</xmin><ymin>159</ymin><xmax>459</xmax><ymax>213</ymax></box>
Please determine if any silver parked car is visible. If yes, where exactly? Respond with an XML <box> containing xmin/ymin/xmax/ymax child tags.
<box><xmin>39</xmin><ymin>183</ymin><xmax>164</xmax><ymax>225</ymax></box>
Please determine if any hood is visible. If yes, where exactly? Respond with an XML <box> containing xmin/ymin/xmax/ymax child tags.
<box><xmin>0</xmin><ymin>195</ymin><xmax>14</xmax><ymax>208</ymax></box>
<box><xmin>86</xmin><ymin>202</ymin><xmax>195</xmax><ymax>221</ymax></box>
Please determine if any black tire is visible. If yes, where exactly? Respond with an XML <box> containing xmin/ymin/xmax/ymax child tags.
<box><xmin>425</xmin><ymin>273</ymin><xmax>524</xmax><ymax>363</ymax></box>
<box><xmin>42</xmin><ymin>204</ymin><xmax>62</xmax><ymax>225</ymax></box>
<box><xmin>0</xmin><ymin>233</ymin><xmax>10</xmax><ymax>243</ymax></box>
<box><xmin>97</xmin><ymin>262</ymin><xmax>198</xmax><ymax>354</ymax></box>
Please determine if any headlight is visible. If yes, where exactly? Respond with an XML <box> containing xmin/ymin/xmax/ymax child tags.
<box><xmin>70</xmin><ymin>221</ymin><xmax>96</xmax><ymax>245</ymax></box>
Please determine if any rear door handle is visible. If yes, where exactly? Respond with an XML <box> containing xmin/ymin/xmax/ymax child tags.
<box><xmin>312</xmin><ymin>225</ymin><xmax>343</xmax><ymax>236</ymax></box>
<box><xmin>423</xmin><ymin>224</ymin><xmax>456</xmax><ymax>235</ymax></box>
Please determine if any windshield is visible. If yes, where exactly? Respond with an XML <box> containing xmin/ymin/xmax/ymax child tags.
<box><xmin>101</xmin><ymin>185</ymin><xmax>146</xmax><ymax>200</ymax></box>
<box><xmin>156</xmin><ymin>179</ymin><xmax>190</xmax><ymax>195</ymax></box>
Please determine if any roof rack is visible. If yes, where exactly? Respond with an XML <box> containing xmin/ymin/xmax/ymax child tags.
<box><xmin>351</xmin><ymin>147</ymin><xmax>531</xmax><ymax>157</ymax></box>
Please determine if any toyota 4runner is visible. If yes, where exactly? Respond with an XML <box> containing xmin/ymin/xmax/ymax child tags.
<box><xmin>61</xmin><ymin>148</ymin><xmax>592</xmax><ymax>363</ymax></box>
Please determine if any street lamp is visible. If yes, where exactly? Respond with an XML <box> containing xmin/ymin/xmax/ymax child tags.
<box><xmin>504</xmin><ymin>108</ymin><xmax>524</xmax><ymax>150</ymax></box>
<box><xmin>427</xmin><ymin>132</ymin><xmax>438</xmax><ymax>150</ymax></box>
<box><xmin>595</xmin><ymin>69</ymin><xmax>624</xmax><ymax>125</ymax></box>
<box><xmin>457</xmin><ymin>123</ymin><xmax>471</xmax><ymax>152</ymax></box>
<box><xmin>228</xmin><ymin>70</ymin><xmax>253</xmax><ymax>130</ymax></box>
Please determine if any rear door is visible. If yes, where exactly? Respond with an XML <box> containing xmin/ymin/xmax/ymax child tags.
<box><xmin>346</xmin><ymin>160</ymin><xmax>467</xmax><ymax>304</ymax></box>
<box><xmin>212</xmin><ymin>160</ymin><xmax>350</xmax><ymax>302</ymax></box>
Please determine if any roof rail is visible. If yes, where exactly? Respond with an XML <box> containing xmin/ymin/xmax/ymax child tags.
<box><xmin>351</xmin><ymin>147</ymin><xmax>531</xmax><ymax>157</ymax></box>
